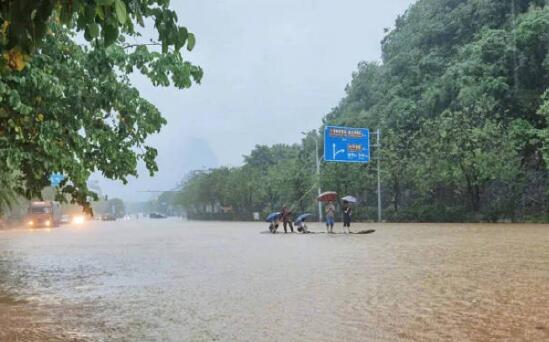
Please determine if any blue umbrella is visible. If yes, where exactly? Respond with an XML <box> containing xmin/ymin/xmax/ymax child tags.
<box><xmin>265</xmin><ymin>212</ymin><xmax>281</xmax><ymax>222</ymax></box>
<box><xmin>294</xmin><ymin>213</ymin><xmax>313</xmax><ymax>223</ymax></box>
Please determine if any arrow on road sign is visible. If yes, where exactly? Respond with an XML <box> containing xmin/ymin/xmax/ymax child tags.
<box><xmin>332</xmin><ymin>143</ymin><xmax>345</xmax><ymax>159</ymax></box>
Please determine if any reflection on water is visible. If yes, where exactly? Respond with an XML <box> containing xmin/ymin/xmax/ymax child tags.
<box><xmin>0</xmin><ymin>220</ymin><xmax>548</xmax><ymax>341</ymax></box>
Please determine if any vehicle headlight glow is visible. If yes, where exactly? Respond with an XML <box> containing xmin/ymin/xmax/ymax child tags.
<box><xmin>73</xmin><ymin>215</ymin><xmax>85</xmax><ymax>225</ymax></box>
<box><xmin>28</xmin><ymin>220</ymin><xmax>34</xmax><ymax>226</ymax></box>
<box><xmin>45</xmin><ymin>220</ymin><xmax>51</xmax><ymax>226</ymax></box>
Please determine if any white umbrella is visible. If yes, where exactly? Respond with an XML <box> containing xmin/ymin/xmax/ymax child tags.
<box><xmin>341</xmin><ymin>195</ymin><xmax>358</xmax><ymax>204</ymax></box>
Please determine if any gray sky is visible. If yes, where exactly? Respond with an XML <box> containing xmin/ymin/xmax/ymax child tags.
<box><xmin>92</xmin><ymin>0</ymin><xmax>416</xmax><ymax>201</ymax></box>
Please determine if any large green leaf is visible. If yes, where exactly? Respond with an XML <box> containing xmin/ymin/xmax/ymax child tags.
<box><xmin>104</xmin><ymin>24</ymin><xmax>119</xmax><ymax>46</ymax></box>
<box><xmin>114</xmin><ymin>0</ymin><xmax>127</xmax><ymax>25</ymax></box>
<box><xmin>86</xmin><ymin>23</ymin><xmax>100</xmax><ymax>39</ymax></box>
<box><xmin>187</xmin><ymin>33</ymin><xmax>196</xmax><ymax>51</ymax></box>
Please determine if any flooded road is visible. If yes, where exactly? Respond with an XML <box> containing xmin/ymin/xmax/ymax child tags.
<box><xmin>0</xmin><ymin>219</ymin><xmax>548</xmax><ymax>341</ymax></box>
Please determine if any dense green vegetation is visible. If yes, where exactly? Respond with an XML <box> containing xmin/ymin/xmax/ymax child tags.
<box><xmin>0</xmin><ymin>1</ymin><xmax>201</xmax><ymax>215</ymax></box>
<box><xmin>176</xmin><ymin>0</ymin><xmax>549</xmax><ymax>222</ymax></box>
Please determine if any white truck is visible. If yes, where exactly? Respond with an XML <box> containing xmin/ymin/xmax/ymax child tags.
<box><xmin>27</xmin><ymin>201</ymin><xmax>62</xmax><ymax>228</ymax></box>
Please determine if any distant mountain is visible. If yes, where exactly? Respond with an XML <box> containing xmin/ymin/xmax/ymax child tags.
<box><xmin>90</xmin><ymin>136</ymin><xmax>219</xmax><ymax>202</ymax></box>
<box><xmin>175</xmin><ymin>136</ymin><xmax>219</xmax><ymax>174</ymax></box>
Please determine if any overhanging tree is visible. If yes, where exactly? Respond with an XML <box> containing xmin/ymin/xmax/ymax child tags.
<box><xmin>0</xmin><ymin>1</ymin><xmax>202</xmax><ymax>214</ymax></box>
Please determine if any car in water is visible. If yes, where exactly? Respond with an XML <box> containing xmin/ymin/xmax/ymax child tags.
<box><xmin>149</xmin><ymin>212</ymin><xmax>167</xmax><ymax>219</ymax></box>
<box><xmin>101</xmin><ymin>213</ymin><xmax>116</xmax><ymax>221</ymax></box>
<box><xmin>27</xmin><ymin>201</ymin><xmax>61</xmax><ymax>228</ymax></box>
<box><xmin>60</xmin><ymin>214</ymin><xmax>71</xmax><ymax>224</ymax></box>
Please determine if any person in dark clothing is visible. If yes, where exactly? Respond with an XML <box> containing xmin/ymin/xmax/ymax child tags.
<box><xmin>342</xmin><ymin>200</ymin><xmax>352</xmax><ymax>233</ymax></box>
<box><xmin>268</xmin><ymin>218</ymin><xmax>280</xmax><ymax>233</ymax></box>
<box><xmin>280</xmin><ymin>206</ymin><xmax>294</xmax><ymax>233</ymax></box>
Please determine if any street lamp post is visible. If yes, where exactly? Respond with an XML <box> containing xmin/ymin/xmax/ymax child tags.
<box><xmin>314</xmin><ymin>136</ymin><xmax>323</xmax><ymax>223</ymax></box>
<box><xmin>376</xmin><ymin>129</ymin><xmax>382</xmax><ymax>222</ymax></box>
<box><xmin>303</xmin><ymin>132</ymin><xmax>323</xmax><ymax>223</ymax></box>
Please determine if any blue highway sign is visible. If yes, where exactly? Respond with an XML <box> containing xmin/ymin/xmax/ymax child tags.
<box><xmin>324</xmin><ymin>126</ymin><xmax>370</xmax><ymax>163</ymax></box>
<box><xmin>49</xmin><ymin>172</ymin><xmax>65</xmax><ymax>187</ymax></box>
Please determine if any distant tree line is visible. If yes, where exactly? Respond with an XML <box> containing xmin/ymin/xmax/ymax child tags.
<box><xmin>169</xmin><ymin>0</ymin><xmax>549</xmax><ymax>222</ymax></box>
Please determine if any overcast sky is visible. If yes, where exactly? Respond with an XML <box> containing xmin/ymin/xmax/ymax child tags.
<box><xmin>91</xmin><ymin>0</ymin><xmax>416</xmax><ymax>201</ymax></box>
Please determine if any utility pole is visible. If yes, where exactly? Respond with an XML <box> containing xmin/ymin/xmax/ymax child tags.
<box><xmin>315</xmin><ymin>136</ymin><xmax>323</xmax><ymax>223</ymax></box>
<box><xmin>376</xmin><ymin>129</ymin><xmax>382</xmax><ymax>222</ymax></box>
<box><xmin>303</xmin><ymin>131</ymin><xmax>323</xmax><ymax>223</ymax></box>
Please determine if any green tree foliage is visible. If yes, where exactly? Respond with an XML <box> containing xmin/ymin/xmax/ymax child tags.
<box><xmin>0</xmin><ymin>2</ymin><xmax>202</xmax><ymax>214</ymax></box>
<box><xmin>173</xmin><ymin>0</ymin><xmax>549</xmax><ymax>222</ymax></box>
<box><xmin>0</xmin><ymin>169</ymin><xmax>18</xmax><ymax>215</ymax></box>
<box><xmin>177</xmin><ymin>144</ymin><xmax>316</xmax><ymax>220</ymax></box>
<box><xmin>0</xmin><ymin>0</ymin><xmax>196</xmax><ymax>70</ymax></box>
<box><xmin>334</xmin><ymin>0</ymin><xmax>549</xmax><ymax>221</ymax></box>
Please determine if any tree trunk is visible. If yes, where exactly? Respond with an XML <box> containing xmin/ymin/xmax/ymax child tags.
<box><xmin>461</xmin><ymin>162</ymin><xmax>481</xmax><ymax>213</ymax></box>
<box><xmin>465</xmin><ymin>178</ymin><xmax>481</xmax><ymax>213</ymax></box>
<box><xmin>392</xmin><ymin>175</ymin><xmax>400</xmax><ymax>212</ymax></box>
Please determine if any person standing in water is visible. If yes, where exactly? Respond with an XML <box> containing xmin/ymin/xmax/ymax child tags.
<box><xmin>325</xmin><ymin>201</ymin><xmax>335</xmax><ymax>234</ymax></box>
<box><xmin>342</xmin><ymin>200</ymin><xmax>352</xmax><ymax>234</ymax></box>
<box><xmin>280</xmin><ymin>206</ymin><xmax>294</xmax><ymax>233</ymax></box>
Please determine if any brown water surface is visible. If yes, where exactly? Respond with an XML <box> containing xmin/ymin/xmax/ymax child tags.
<box><xmin>0</xmin><ymin>220</ymin><xmax>548</xmax><ymax>341</ymax></box>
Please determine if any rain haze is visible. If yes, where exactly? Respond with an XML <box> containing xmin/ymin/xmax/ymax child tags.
<box><xmin>92</xmin><ymin>0</ymin><xmax>416</xmax><ymax>202</ymax></box>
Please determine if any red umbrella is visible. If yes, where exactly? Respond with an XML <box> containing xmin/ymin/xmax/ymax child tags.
<box><xmin>317</xmin><ymin>191</ymin><xmax>337</xmax><ymax>202</ymax></box>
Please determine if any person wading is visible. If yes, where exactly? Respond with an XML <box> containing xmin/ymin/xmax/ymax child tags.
<box><xmin>280</xmin><ymin>206</ymin><xmax>294</xmax><ymax>233</ymax></box>
<box><xmin>342</xmin><ymin>200</ymin><xmax>352</xmax><ymax>234</ymax></box>
<box><xmin>325</xmin><ymin>201</ymin><xmax>335</xmax><ymax>234</ymax></box>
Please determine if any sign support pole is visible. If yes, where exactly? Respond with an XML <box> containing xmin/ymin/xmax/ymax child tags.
<box><xmin>376</xmin><ymin>129</ymin><xmax>382</xmax><ymax>222</ymax></box>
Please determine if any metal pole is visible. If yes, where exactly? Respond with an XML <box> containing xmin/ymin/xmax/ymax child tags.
<box><xmin>376</xmin><ymin>129</ymin><xmax>382</xmax><ymax>222</ymax></box>
<box><xmin>315</xmin><ymin>137</ymin><xmax>323</xmax><ymax>223</ymax></box>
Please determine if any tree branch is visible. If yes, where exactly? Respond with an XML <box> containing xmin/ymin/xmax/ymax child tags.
<box><xmin>122</xmin><ymin>42</ymin><xmax>162</xmax><ymax>49</ymax></box>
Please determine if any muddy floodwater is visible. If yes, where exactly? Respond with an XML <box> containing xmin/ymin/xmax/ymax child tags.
<box><xmin>0</xmin><ymin>220</ymin><xmax>548</xmax><ymax>341</ymax></box>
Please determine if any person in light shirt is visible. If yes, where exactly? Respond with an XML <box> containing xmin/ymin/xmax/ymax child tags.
<box><xmin>325</xmin><ymin>201</ymin><xmax>335</xmax><ymax>234</ymax></box>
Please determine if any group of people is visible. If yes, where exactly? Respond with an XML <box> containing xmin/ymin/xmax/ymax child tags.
<box><xmin>324</xmin><ymin>200</ymin><xmax>352</xmax><ymax>234</ymax></box>
<box><xmin>269</xmin><ymin>206</ymin><xmax>309</xmax><ymax>234</ymax></box>
<box><xmin>268</xmin><ymin>200</ymin><xmax>352</xmax><ymax>234</ymax></box>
